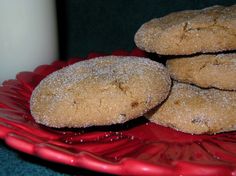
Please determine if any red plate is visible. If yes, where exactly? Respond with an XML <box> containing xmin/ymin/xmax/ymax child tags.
<box><xmin>0</xmin><ymin>49</ymin><xmax>236</xmax><ymax>176</ymax></box>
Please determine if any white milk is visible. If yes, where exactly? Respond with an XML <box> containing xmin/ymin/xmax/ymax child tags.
<box><xmin>0</xmin><ymin>0</ymin><xmax>58</xmax><ymax>84</ymax></box>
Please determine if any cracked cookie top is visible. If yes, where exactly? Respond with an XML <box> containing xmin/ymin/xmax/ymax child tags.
<box><xmin>30</xmin><ymin>56</ymin><xmax>171</xmax><ymax>128</ymax></box>
<box><xmin>145</xmin><ymin>82</ymin><xmax>236</xmax><ymax>134</ymax></box>
<box><xmin>166</xmin><ymin>53</ymin><xmax>236</xmax><ymax>90</ymax></box>
<box><xmin>134</xmin><ymin>5</ymin><xmax>236</xmax><ymax>55</ymax></box>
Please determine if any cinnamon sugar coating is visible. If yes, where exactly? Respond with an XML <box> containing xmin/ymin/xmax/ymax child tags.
<box><xmin>167</xmin><ymin>53</ymin><xmax>236</xmax><ymax>90</ymax></box>
<box><xmin>135</xmin><ymin>5</ymin><xmax>236</xmax><ymax>55</ymax></box>
<box><xmin>30</xmin><ymin>56</ymin><xmax>171</xmax><ymax>128</ymax></box>
<box><xmin>146</xmin><ymin>82</ymin><xmax>236</xmax><ymax>134</ymax></box>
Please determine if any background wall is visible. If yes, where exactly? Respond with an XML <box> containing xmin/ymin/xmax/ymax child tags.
<box><xmin>56</xmin><ymin>0</ymin><xmax>236</xmax><ymax>59</ymax></box>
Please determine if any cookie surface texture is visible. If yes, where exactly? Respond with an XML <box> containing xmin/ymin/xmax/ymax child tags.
<box><xmin>30</xmin><ymin>56</ymin><xmax>171</xmax><ymax>128</ymax></box>
<box><xmin>166</xmin><ymin>53</ymin><xmax>236</xmax><ymax>90</ymax></box>
<box><xmin>146</xmin><ymin>82</ymin><xmax>236</xmax><ymax>134</ymax></box>
<box><xmin>135</xmin><ymin>5</ymin><xmax>236</xmax><ymax>55</ymax></box>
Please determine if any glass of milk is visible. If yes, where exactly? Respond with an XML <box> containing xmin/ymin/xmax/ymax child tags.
<box><xmin>0</xmin><ymin>0</ymin><xmax>58</xmax><ymax>84</ymax></box>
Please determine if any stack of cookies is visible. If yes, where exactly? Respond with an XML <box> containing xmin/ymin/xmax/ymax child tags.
<box><xmin>30</xmin><ymin>4</ymin><xmax>236</xmax><ymax>135</ymax></box>
<box><xmin>135</xmin><ymin>5</ymin><xmax>236</xmax><ymax>134</ymax></box>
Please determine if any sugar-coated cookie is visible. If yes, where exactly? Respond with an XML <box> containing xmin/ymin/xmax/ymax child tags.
<box><xmin>166</xmin><ymin>53</ymin><xmax>236</xmax><ymax>90</ymax></box>
<box><xmin>30</xmin><ymin>56</ymin><xmax>171</xmax><ymax>128</ymax></box>
<box><xmin>145</xmin><ymin>82</ymin><xmax>236</xmax><ymax>134</ymax></box>
<box><xmin>135</xmin><ymin>5</ymin><xmax>236</xmax><ymax>55</ymax></box>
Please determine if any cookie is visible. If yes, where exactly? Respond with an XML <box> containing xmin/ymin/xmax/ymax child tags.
<box><xmin>30</xmin><ymin>56</ymin><xmax>171</xmax><ymax>128</ymax></box>
<box><xmin>134</xmin><ymin>5</ymin><xmax>236</xmax><ymax>55</ymax></box>
<box><xmin>145</xmin><ymin>82</ymin><xmax>236</xmax><ymax>134</ymax></box>
<box><xmin>166</xmin><ymin>53</ymin><xmax>236</xmax><ymax>90</ymax></box>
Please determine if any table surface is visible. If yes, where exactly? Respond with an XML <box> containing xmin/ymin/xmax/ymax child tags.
<box><xmin>0</xmin><ymin>141</ymin><xmax>113</xmax><ymax>176</ymax></box>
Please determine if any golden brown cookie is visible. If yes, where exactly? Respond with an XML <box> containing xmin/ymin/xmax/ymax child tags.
<box><xmin>145</xmin><ymin>82</ymin><xmax>236</xmax><ymax>134</ymax></box>
<box><xmin>30</xmin><ymin>56</ymin><xmax>171</xmax><ymax>128</ymax></box>
<box><xmin>166</xmin><ymin>53</ymin><xmax>236</xmax><ymax>90</ymax></box>
<box><xmin>135</xmin><ymin>5</ymin><xmax>236</xmax><ymax>55</ymax></box>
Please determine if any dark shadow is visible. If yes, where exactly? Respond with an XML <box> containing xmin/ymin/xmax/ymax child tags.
<box><xmin>56</xmin><ymin>0</ymin><xmax>69</xmax><ymax>60</ymax></box>
<box><xmin>154</xmin><ymin>49</ymin><xmax>236</xmax><ymax>61</ymax></box>
<box><xmin>40</xmin><ymin>116</ymin><xmax>149</xmax><ymax>134</ymax></box>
